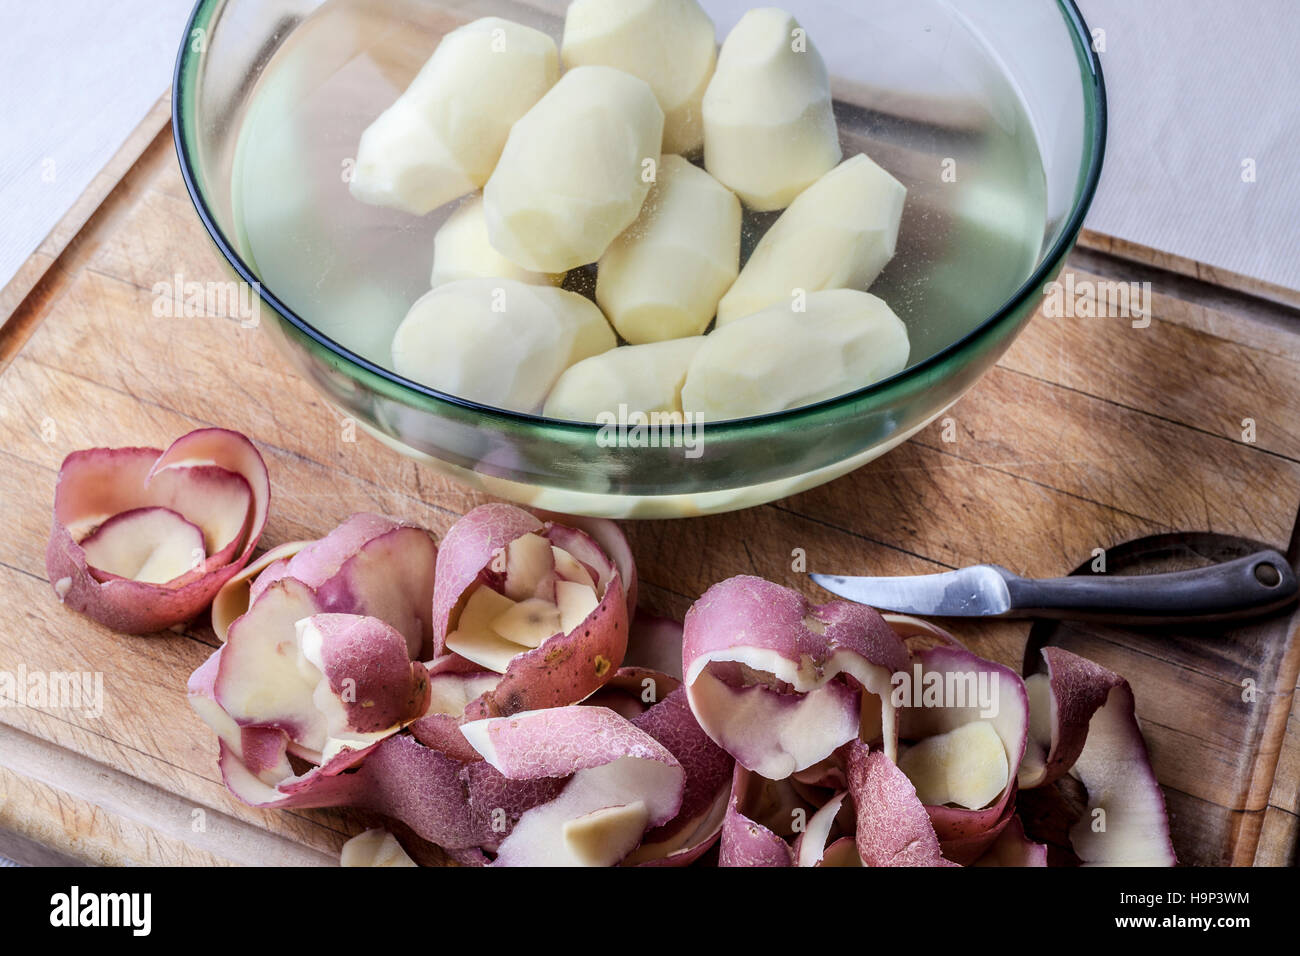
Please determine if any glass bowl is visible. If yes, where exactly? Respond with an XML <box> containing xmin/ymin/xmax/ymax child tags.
<box><xmin>173</xmin><ymin>0</ymin><xmax>1106</xmax><ymax>518</ymax></box>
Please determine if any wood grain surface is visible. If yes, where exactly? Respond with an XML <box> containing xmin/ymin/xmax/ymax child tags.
<box><xmin>0</xmin><ymin>110</ymin><xmax>1297</xmax><ymax>867</ymax></box>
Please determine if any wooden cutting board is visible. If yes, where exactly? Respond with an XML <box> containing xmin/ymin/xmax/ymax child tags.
<box><xmin>0</xmin><ymin>98</ymin><xmax>1297</xmax><ymax>867</ymax></box>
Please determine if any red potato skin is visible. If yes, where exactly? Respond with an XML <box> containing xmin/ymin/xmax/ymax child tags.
<box><xmin>459</xmin><ymin>706</ymin><xmax>687</xmax><ymax>865</ymax></box>
<box><xmin>216</xmin><ymin>733</ymin><xmax>507</xmax><ymax>850</ymax></box>
<box><xmin>282</xmin><ymin>513</ymin><xmax>406</xmax><ymax>589</ymax></box>
<box><xmin>934</xmin><ymin>794</ymin><xmax>1018</xmax><ymax>865</ymax></box>
<box><xmin>203</xmin><ymin>610</ymin><xmax>433</xmax><ymax>750</ymax></box>
<box><xmin>410</xmin><ymin>713</ymin><xmax>481</xmax><ymax>763</ymax></box>
<box><xmin>217</xmin><ymin>731</ymin><xmax>373</xmax><ymax>808</ymax></box>
<box><xmin>972</xmin><ymin>815</ymin><xmax>1047</xmax><ymax>867</ymax></box>
<box><xmin>46</xmin><ymin>431</ymin><xmax>269</xmax><ymax>634</ymax></box>
<box><xmin>887</xmin><ymin>629</ymin><xmax>1170</xmax><ymax>867</ymax></box>
<box><xmin>209</xmin><ymin>709</ymin><xmax>564</xmax><ymax>852</ymax></box>
<box><xmin>848</xmin><ymin>743</ymin><xmax>957</xmax><ymax>867</ymax></box>
<box><xmin>238</xmin><ymin>724</ymin><xmax>289</xmax><ymax>777</ymax></box>
<box><xmin>792</xmin><ymin>756</ymin><xmax>847</xmax><ymax>790</ymax></box>
<box><xmin>185</xmin><ymin>511</ymin><xmax>1176</xmax><ymax>867</ymax></box>
<box><xmin>229</xmin><ymin>516</ymin><xmax>437</xmax><ymax>659</ymax></box>
<box><xmin>310</xmin><ymin>614</ymin><xmax>431</xmax><ymax>733</ymax></box>
<box><xmin>247</xmin><ymin>556</ymin><xmax>292</xmax><ymax>605</ymax></box>
<box><xmin>434</xmin><ymin>504</ymin><xmax>632</xmax><ymax>718</ymax></box>
<box><xmin>1012</xmin><ymin>649</ymin><xmax>1174</xmax><ymax>864</ymax></box>
<box><xmin>718</xmin><ymin>764</ymin><xmax>795</xmax><ymax>867</ymax></box>
<box><xmin>466</xmin><ymin>705</ymin><xmax>680</xmax><ymax>784</ymax></box>
<box><xmin>80</xmin><ymin>505</ymin><xmax>202</xmax><ymax>585</ymax></box>
<box><xmin>464</xmin><ymin>575</ymin><xmax>628</xmax><ymax>719</ymax></box>
<box><xmin>535</xmin><ymin>509</ymin><xmax>639</xmax><ymax>617</ymax></box>
<box><xmin>214</xmin><ymin>576</ymin><xmax>322</xmax><ymax>740</ymax></box>
<box><xmin>898</xmin><ymin>643</ymin><xmax>1030</xmax><ymax>860</ymax></box>
<box><xmin>350</xmin><ymin>736</ymin><xmax>564</xmax><ymax>850</ymax></box>
<box><xmin>574</xmin><ymin>665</ymin><xmax>733</xmax><ymax>866</ymax></box>
<box><xmin>720</xmin><ymin>806</ymin><xmax>795</xmax><ymax>867</ymax></box>
<box><xmin>634</xmin><ymin>836</ymin><xmax>721</xmax><ymax>868</ymax></box>
<box><xmin>682</xmin><ymin>576</ymin><xmax>910</xmax><ymax>776</ymax></box>
<box><xmin>148</xmin><ymin>427</ymin><xmax>270</xmax><ymax>553</ymax></box>
<box><xmin>683</xmin><ymin>576</ymin><xmax>910</xmax><ymax>679</ymax></box>
<box><xmin>208</xmin><ymin>515</ymin><xmax>437</xmax><ymax>749</ymax></box>
<box><xmin>610</xmin><ymin>674</ymin><xmax>734</xmax><ymax>866</ymax></box>
<box><xmin>586</xmin><ymin>665</ymin><xmax>676</xmax><ymax>719</ymax></box>
<box><xmin>347</xmin><ymin>736</ymin><xmax>498</xmax><ymax>848</ymax></box>
<box><xmin>304</xmin><ymin>522</ymin><xmax>439</xmax><ymax>661</ymax></box>
<box><xmin>212</xmin><ymin>540</ymin><xmax>310</xmax><ymax>641</ymax></box>
<box><xmin>131</xmin><ymin>465</ymin><xmax>253</xmax><ymax>571</ymax></box>
<box><xmin>633</xmin><ymin>686</ymin><xmax>733</xmax><ymax>844</ymax></box>
<box><xmin>791</xmin><ymin>791</ymin><xmax>849</xmax><ymax>866</ymax></box>
<box><xmin>1050</xmin><ymin>663</ymin><xmax>1176</xmax><ymax>866</ymax></box>
<box><xmin>51</xmin><ymin>446</ymin><xmax>159</xmax><ymax>528</ymax></box>
<box><xmin>432</xmin><ymin>503</ymin><xmax>545</xmax><ymax>651</ymax></box>
<box><xmin>460</xmin><ymin>758</ymin><xmax>566</xmax><ymax>846</ymax></box>
<box><xmin>408</xmin><ymin>656</ymin><xmax>503</xmax><ymax>761</ymax></box>
<box><xmin>47</xmin><ymin>519</ymin><xmax>252</xmax><ymax>635</ymax></box>
<box><xmin>197</xmin><ymin>646</ymin><xmax>562</xmax><ymax>853</ymax></box>
<box><xmin>1023</xmin><ymin>646</ymin><xmax>1123</xmax><ymax>788</ymax></box>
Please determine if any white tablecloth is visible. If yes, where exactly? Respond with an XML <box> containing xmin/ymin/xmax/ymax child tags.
<box><xmin>0</xmin><ymin>0</ymin><xmax>194</xmax><ymax>291</ymax></box>
<box><xmin>1076</xmin><ymin>0</ymin><xmax>1300</xmax><ymax>291</ymax></box>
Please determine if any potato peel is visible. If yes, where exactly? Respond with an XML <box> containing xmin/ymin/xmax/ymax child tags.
<box><xmin>175</xmin><ymin>505</ymin><xmax>1173</xmax><ymax>867</ymax></box>
<box><xmin>848</xmin><ymin>742</ymin><xmax>959</xmax><ymax>867</ymax></box>
<box><xmin>719</xmin><ymin>764</ymin><xmax>797</xmax><ymax>867</ymax></box>
<box><xmin>895</xmin><ymin>643</ymin><xmax>1029</xmax><ymax>863</ymax></box>
<box><xmin>972</xmin><ymin>816</ymin><xmax>1048</xmax><ymax>867</ymax></box>
<box><xmin>211</xmin><ymin>515</ymin><xmax>438</xmax><ymax>743</ymax></box>
<box><xmin>1021</xmin><ymin>648</ymin><xmax>1176</xmax><ymax>866</ymax></box>
<box><xmin>683</xmin><ymin>575</ymin><xmax>910</xmax><ymax>779</ymax></box>
<box><xmin>46</xmin><ymin>428</ymin><xmax>269</xmax><ymax>634</ymax></box>
<box><xmin>693</xmin><ymin>598</ymin><xmax>1173</xmax><ymax>868</ymax></box>
<box><xmin>434</xmin><ymin>504</ymin><xmax>630</xmax><ymax>719</ymax></box>
<box><xmin>460</xmin><ymin>705</ymin><xmax>685</xmax><ymax>866</ymax></box>
<box><xmin>621</xmin><ymin>676</ymin><xmax>734</xmax><ymax>866</ymax></box>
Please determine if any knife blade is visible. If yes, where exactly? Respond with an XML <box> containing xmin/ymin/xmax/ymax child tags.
<box><xmin>810</xmin><ymin>566</ymin><xmax>1013</xmax><ymax>617</ymax></box>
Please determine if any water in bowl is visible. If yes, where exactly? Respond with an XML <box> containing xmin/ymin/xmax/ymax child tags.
<box><xmin>231</xmin><ymin>0</ymin><xmax>1047</xmax><ymax>393</ymax></box>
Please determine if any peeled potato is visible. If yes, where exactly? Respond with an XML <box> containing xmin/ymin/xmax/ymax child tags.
<box><xmin>596</xmin><ymin>155</ymin><xmax>740</xmax><ymax>345</ymax></box>
<box><xmin>543</xmin><ymin>336</ymin><xmax>706</xmax><ymax>422</ymax></box>
<box><xmin>483</xmin><ymin>66</ymin><xmax>665</xmax><ymax>273</ymax></box>
<box><xmin>391</xmin><ymin>278</ymin><xmax>615</xmax><ymax>413</ymax></box>
<box><xmin>679</xmin><ymin>289</ymin><xmax>909</xmax><ymax>420</ymax></box>
<box><xmin>561</xmin><ymin>0</ymin><xmax>717</xmax><ymax>155</ymax></box>
<box><xmin>431</xmin><ymin>196</ymin><xmax>561</xmax><ymax>288</ymax></box>
<box><xmin>351</xmin><ymin>18</ymin><xmax>559</xmax><ymax>216</ymax></box>
<box><xmin>702</xmin><ymin>8</ymin><xmax>841</xmax><ymax>211</ymax></box>
<box><xmin>717</xmin><ymin>153</ymin><xmax>906</xmax><ymax>325</ymax></box>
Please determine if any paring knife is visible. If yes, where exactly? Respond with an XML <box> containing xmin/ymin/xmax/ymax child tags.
<box><xmin>810</xmin><ymin>550</ymin><xmax>1299</xmax><ymax>625</ymax></box>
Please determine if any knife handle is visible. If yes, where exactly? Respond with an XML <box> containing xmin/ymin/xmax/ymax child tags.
<box><xmin>998</xmin><ymin>550</ymin><xmax>1298</xmax><ymax>624</ymax></box>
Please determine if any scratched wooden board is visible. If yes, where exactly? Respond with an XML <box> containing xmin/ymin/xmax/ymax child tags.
<box><xmin>0</xmin><ymin>104</ymin><xmax>1297</xmax><ymax>867</ymax></box>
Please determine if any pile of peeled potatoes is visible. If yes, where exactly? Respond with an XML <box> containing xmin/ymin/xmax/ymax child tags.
<box><xmin>350</xmin><ymin>2</ymin><xmax>912</xmax><ymax>422</ymax></box>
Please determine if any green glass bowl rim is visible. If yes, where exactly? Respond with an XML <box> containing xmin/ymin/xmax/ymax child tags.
<box><xmin>172</xmin><ymin>0</ymin><xmax>1107</xmax><ymax>437</ymax></box>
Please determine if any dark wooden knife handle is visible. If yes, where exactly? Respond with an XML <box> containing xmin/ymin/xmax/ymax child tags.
<box><xmin>998</xmin><ymin>550</ymin><xmax>1298</xmax><ymax>624</ymax></box>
